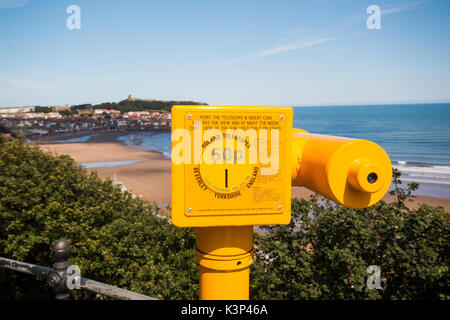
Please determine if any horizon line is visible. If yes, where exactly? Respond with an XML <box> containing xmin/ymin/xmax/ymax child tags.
<box><xmin>292</xmin><ymin>101</ymin><xmax>450</xmax><ymax>108</ymax></box>
<box><xmin>1</xmin><ymin>100</ymin><xmax>450</xmax><ymax>110</ymax></box>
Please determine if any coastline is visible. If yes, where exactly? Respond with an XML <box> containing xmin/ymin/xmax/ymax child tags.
<box><xmin>36</xmin><ymin>131</ymin><xmax>450</xmax><ymax>210</ymax></box>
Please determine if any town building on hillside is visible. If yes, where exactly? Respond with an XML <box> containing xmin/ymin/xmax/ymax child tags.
<box><xmin>21</xmin><ymin>112</ymin><xmax>62</xmax><ymax>119</ymax></box>
<box><xmin>151</xmin><ymin>112</ymin><xmax>162</xmax><ymax>119</ymax></box>
<box><xmin>161</xmin><ymin>113</ymin><xmax>171</xmax><ymax>120</ymax></box>
<box><xmin>0</xmin><ymin>106</ymin><xmax>35</xmax><ymax>114</ymax></box>
<box><xmin>52</xmin><ymin>105</ymin><xmax>70</xmax><ymax>112</ymax></box>
<box><xmin>94</xmin><ymin>109</ymin><xmax>121</xmax><ymax>115</ymax></box>
<box><xmin>1</xmin><ymin>107</ymin><xmax>171</xmax><ymax>137</ymax></box>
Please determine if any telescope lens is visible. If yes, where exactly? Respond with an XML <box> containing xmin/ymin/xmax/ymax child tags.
<box><xmin>367</xmin><ymin>172</ymin><xmax>378</xmax><ymax>184</ymax></box>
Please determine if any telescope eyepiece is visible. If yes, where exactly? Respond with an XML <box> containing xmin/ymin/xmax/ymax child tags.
<box><xmin>347</xmin><ymin>160</ymin><xmax>385</xmax><ymax>194</ymax></box>
<box><xmin>367</xmin><ymin>172</ymin><xmax>378</xmax><ymax>184</ymax></box>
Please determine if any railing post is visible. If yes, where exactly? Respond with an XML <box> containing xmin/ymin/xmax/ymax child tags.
<box><xmin>47</xmin><ymin>239</ymin><xmax>71</xmax><ymax>300</ymax></box>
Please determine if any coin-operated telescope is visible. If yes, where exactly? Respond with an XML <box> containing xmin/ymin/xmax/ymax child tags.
<box><xmin>171</xmin><ymin>106</ymin><xmax>391</xmax><ymax>300</ymax></box>
<box><xmin>291</xmin><ymin>128</ymin><xmax>391</xmax><ymax>209</ymax></box>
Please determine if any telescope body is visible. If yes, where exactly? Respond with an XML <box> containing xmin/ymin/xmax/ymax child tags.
<box><xmin>291</xmin><ymin>130</ymin><xmax>391</xmax><ymax>209</ymax></box>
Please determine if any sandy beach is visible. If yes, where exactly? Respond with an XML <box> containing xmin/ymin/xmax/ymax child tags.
<box><xmin>36</xmin><ymin>132</ymin><xmax>450</xmax><ymax>210</ymax></box>
<box><xmin>38</xmin><ymin>131</ymin><xmax>171</xmax><ymax>205</ymax></box>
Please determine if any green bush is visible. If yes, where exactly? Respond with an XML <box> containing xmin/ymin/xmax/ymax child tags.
<box><xmin>0</xmin><ymin>136</ymin><xmax>448</xmax><ymax>299</ymax></box>
<box><xmin>251</xmin><ymin>180</ymin><xmax>449</xmax><ymax>300</ymax></box>
<box><xmin>0</xmin><ymin>136</ymin><xmax>198</xmax><ymax>299</ymax></box>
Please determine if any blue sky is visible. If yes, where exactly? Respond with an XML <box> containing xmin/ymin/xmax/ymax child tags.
<box><xmin>0</xmin><ymin>0</ymin><xmax>449</xmax><ymax>107</ymax></box>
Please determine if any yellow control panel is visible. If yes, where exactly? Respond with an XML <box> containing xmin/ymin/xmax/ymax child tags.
<box><xmin>171</xmin><ymin>106</ymin><xmax>293</xmax><ymax>227</ymax></box>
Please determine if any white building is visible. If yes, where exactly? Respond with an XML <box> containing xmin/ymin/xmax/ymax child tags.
<box><xmin>0</xmin><ymin>106</ymin><xmax>35</xmax><ymax>114</ymax></box>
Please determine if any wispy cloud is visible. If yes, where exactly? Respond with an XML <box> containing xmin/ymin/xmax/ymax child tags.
<box><xmin>382</xmin><ymin>0</ymin><xmax>429</xmax><ymax>15</ymax></box>
<box><xmin>208</xmin><ymin>0</ymin><xmax>425</xmax><ymax>68</ymax></box>
<box><xmin>257</xmin><ymin>38</ymin><xmax>335</xmax><ymax>56</ymax></box>
<box><xmin>0</xmin><ymin>0</ymin><xmax>29</xmax><ymax>9</ymax></box>
<box><xmin>210</xmin><ymin>37</ymin><xmax>335</xmax><ymax>67</ymax></box>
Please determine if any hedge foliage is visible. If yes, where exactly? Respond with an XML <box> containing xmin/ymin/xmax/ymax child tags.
<box><xmin>0</xmin><ymin>137</ymin><xmax>197</xmax><ymax>299</ymax></box>
<box><xmin>251</xmin><ymin>196</ymin><xmax>449</xmax><ymax>299</ymax></box>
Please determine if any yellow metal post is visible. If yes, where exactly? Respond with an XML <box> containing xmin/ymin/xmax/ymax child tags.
<box><xmin>195</xmin><ymin>226</ymin><xmax>253</xmax><ymax>300</ymax></box>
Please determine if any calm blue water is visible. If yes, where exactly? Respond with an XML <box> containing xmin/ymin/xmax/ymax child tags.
<box><xmin>117</xmin><ymin>103</ymin><xmax>450</xmax><ymax>188</ymax></box>
<box><xmin>81</xmin><ymin>159</ymin><xmax>146</xmax><ymax>169</ymax></box>
<box><xmin>54</xmin><ymin>135</ymin><xmax>92</xmax><ymax>143</ymax></box>
<box><xmin>117</xmin><ymin>132</ymin><xmax>172</xmax><ymax>158</ymax></box>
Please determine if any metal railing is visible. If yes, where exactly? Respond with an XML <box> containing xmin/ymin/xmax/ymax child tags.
<box><xmin>0</xmin><ymin>239</ymin><xmax>157</xmax><ymax>300</ymax></box>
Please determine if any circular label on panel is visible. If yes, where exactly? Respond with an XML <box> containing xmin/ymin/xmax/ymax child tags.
<box><xmin>197</xmin><ymin>134</ymin><xmax>259</xmax><ymax>199</ymax></box>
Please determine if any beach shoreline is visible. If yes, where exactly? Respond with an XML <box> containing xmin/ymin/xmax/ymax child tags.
<box><xmin>35</xmin><ymin>131</ymin><xmax>450</xmax><ymax>210</ymax></box>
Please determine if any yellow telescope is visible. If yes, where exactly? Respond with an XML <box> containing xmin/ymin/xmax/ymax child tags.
<box><xmin>291</xmin><ymin>128</ymin><xmax>391</xmax><ymax>209</ymax></box>
<box><xmin>171</xmin><ymin>105</ymin><xmax>392</xmax><ymax>300</ymax></box>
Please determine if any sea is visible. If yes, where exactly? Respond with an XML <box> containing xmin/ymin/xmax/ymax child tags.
<box><xmin>114</xmin><ymin>103</ymin><xmax>450</xmax><ymax>197</ymax></box>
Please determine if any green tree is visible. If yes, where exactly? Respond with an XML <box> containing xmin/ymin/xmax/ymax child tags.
<box><xmin>251</xmin><ymin>181</ymin><xmax>449</xmax><ymax>299</ymax></box>
<box><xmin>34</xmin><ymin>106</ymin><xmax>52</xmax><ymax>113</ymax></box>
